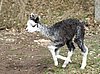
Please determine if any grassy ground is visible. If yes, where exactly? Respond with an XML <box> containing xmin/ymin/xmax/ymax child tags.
<box><xmin>44</xmin><ymin>33</ymin><xmax>100</xmax><ymax>74</ymax></box>
<box><xmin>0</xmin><ymin>30</ymin><xmax>100</xmax><ymax>74</ymax></box>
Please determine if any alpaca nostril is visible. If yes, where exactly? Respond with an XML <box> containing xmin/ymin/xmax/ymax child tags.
<box><xmin>26</xmin><ymin>28</ymin><xmax>28</xmax><ymax>31</ymax></box>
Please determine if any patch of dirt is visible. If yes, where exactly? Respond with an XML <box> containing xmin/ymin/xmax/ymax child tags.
<box><xmin>0</xmin><ymin>30</ymin><xmax>51</xmax><ymax>74</ymax></box>
<box><xmin>0</xmin><ymin>29</ymin><xmax>100</xmax><ymax>74</ymax></box>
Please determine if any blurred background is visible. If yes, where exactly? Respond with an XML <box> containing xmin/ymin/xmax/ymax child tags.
<box><xmin>0</xmin><ymin>0</ymin><xmax>100</xmax><ymax>74</ymax></box>
<box><xmin>0</xmin><ymin>0</ymin><xmax>96</xmax><ymax>32</ymax></box>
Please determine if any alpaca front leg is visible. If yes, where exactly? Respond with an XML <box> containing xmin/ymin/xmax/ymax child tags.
<box><xmin>55</xmin><ymin>47</ymin><xmax>68</xmax><ymax>61</ymax></box>
<box><xmin>48</xmin><ymin>45</ymin><xmax>58</xmax><ymax>66</ymax></box>
<box><xmin>55</xmin><ymin>49</ymin><xmax>67</xmax><ymax>60</ymax></box>
<box><xmin>62</xmin><ymin>51</ymin><xmax>73</xmax><ymax>68</ymax></box>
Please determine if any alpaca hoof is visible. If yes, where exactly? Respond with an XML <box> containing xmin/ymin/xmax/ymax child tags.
<box><xmin>54</xmin><ymin>62</ymin><xmax>58</xmax><ymax>67</ymax></box>
<box><xmin>80</xmin><ymin>66</ymin><xmax>85</xmax><ymax>69</ymax></box>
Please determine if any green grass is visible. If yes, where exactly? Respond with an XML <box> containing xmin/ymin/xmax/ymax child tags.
<box><xmin>43</xmin><ymin>35</ymin><xmax>100</xmax><ymax>74</ymax></box>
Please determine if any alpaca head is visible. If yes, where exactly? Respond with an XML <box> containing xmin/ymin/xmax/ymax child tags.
<box><xmin>26</xmin><ymin>13</ymin><xmax>40</xmax><ymax>32</ymax></box>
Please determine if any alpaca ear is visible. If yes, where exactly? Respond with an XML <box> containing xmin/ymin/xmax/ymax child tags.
<box><xmin>34</xmin><ymin>15</ymin><xmax>41</xmax><ymax>23</ymax></box>
<box><xmin>30</xmin><ymin>13</ymin><xmax>36</xmax><ymax>20</ymax></box>
<box><xmin>35</xmin><ymin>16</ymin><xmax>39</xmax><ymax>23</ymax></box>
<box><xmin>29</xmin><ymin>13</ymin><xmax>40</xmax><ymax>23</ymax></box>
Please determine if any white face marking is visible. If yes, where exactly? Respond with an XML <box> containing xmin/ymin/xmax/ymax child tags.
<box><xmin>26</xmin><ymin>20</ymin><xmax>40</xmax><ymax>32</ymax></box>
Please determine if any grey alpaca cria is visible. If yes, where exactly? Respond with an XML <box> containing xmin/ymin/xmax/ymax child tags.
<box><xmin>26</xmin><ymin>13</ymin><xmax>88</xmax><ymax>69</ymax></box>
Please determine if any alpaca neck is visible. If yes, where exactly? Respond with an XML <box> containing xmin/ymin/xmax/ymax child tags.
<box><xmin>38</xmin><ymin>23</ymin><xmax>50</xmax><ymax>38</ymax></box>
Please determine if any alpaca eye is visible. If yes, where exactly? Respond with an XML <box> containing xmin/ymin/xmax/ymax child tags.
<box><xmin>32</xmin><ymin>25</ymin><xmax>36</xmax><ymax>27</ymax></box>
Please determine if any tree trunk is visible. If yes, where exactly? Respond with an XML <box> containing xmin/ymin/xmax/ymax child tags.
<box><xmin>95</xmin><ymin>0</ymin><xmax>100</xmax><ymax>22</ymax></box>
